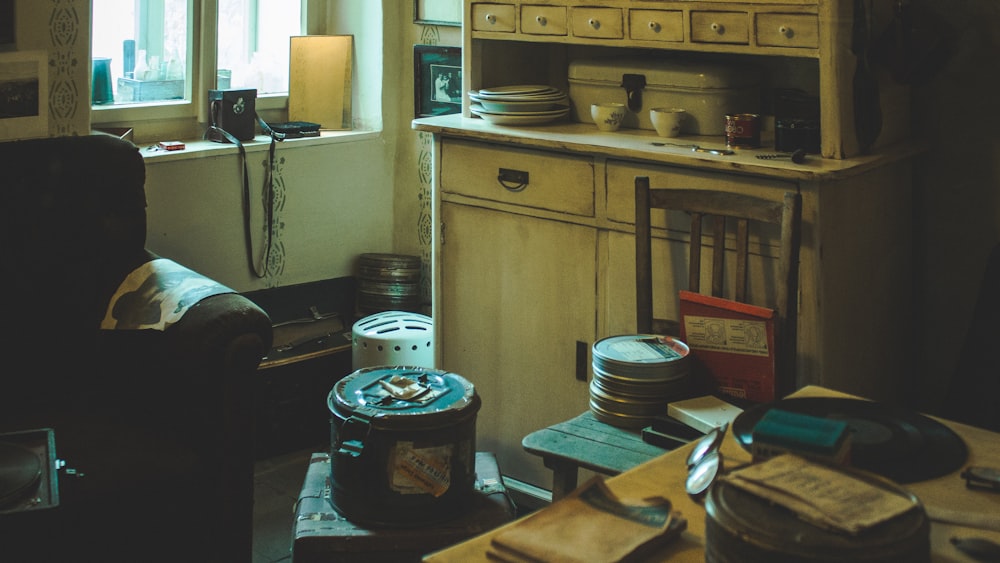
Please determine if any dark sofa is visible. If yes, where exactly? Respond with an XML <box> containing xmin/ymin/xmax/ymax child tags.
<box><xmin>0</xmin><ymin>134</ymin><xmax>273</xmax><ymax>562</ymax></box>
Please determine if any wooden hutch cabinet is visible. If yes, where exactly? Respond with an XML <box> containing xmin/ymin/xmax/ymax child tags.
<box><xmin>413</xmin><ymin>0</ymin><xmax>918</xmax><ymax>489</ymax></box>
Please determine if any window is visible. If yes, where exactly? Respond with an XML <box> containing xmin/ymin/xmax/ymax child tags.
<box><xmin>91</xmin><ymin>0</ymin><xmax>306</xmax><ymax>139</ymax></box>
<box><xmin>217</xmin><ymin>0</ymin><xmax>302</xmax><ymax>94</ymax></box>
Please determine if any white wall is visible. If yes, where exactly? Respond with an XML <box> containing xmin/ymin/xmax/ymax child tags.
<box><xmin>144</xmin><ymin>136</ymin><xmax>394</xmax><ymax>292</ymax></box>
<box><xmin>144</xmin><ymin>0</ymin><xmax>402</xmax><ymax>293</ymax></box>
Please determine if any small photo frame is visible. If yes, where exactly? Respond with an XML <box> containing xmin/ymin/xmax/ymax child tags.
<box><xmin>414</xmin><ymin>45</ymin><xmax>462</xmax><ymax>118</ymax></box>
<box><xmin>0</xmin><ymin>50</ymin><xmax>49</xmax><ymax>141</ymax></box>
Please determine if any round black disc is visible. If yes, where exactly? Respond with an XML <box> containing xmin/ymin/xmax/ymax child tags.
<box><xmin>732</xmin><ymin>397</ymin><xmax>968</xmax><ymax>483</ymax></box>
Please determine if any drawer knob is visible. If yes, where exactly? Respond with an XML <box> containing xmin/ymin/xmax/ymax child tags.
<box><xmin>498</xmin><ymin>168</ymin><xmax>529</xmax><ymax>192</ymax></box>
<box><xmin>648</xmin><ymin>21</ymin><xmax>661</xmax><ymax>32</ymax></box>
<box><xmin>779</xmin><ymin>25</ymin><xmax>792</xmax><ymax>37</ymax></box>
<box><xmin>589</xmin><ymin>18</ymin><xmax>601</xmax><ymax>30</ymax></box>
<box><xmin>710</xmin><ymin>22</ymin><xmax>724</xmax><ymax>34</ymax></box>
<box><xmin>536</xmin><ymin>15</ymin><xmax>547</xmax><ymax>26</ymax></box>
<box><xmin>485</xmin><ymin>13</ymin><xmax>497</xmax><ymax>25</ymax></box>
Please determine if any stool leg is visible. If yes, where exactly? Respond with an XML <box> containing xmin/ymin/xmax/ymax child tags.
<box><xmin>544</xmin><ymin>458</ymin><xmax>579</xmax><ymax>502</ymax></box>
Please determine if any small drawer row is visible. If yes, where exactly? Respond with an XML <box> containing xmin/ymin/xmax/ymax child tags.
<box><xmin>439</xmin><ymin>139</ymin><xmax>797</xmax><ymax>223</ymax></box>
<box><xmin>471</xmin><ymin>2</ymin><xmax>818</xmax><ymax>50</ymax></box>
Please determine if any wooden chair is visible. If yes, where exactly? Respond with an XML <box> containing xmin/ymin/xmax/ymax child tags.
<box><xmin>634</xmin><ymin>176</ymin><xmax>802</xmax><ymax>397</ymax></box>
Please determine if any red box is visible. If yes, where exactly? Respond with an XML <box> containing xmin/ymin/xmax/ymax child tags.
<box><xmin>679</xmin><ymin>290</ymin><xmax>776</xmax><ymax>402</ymax></box>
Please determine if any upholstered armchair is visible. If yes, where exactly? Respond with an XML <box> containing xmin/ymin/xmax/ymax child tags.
<box><xmin>0</xmin><ymin>134</ymin><xmax>273</xmax><ymax>562</ymax></box>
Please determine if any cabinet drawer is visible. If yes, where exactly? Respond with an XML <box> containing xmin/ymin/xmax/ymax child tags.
<box><xmin>471</xmin><ymin>3</ymin><xmax>516</xmax><ymax>33</ymax></box>
<box><xmin>521</xmin><ymin>5</ymin><xmax>568</xmax><ymax>36</ymax></box>
<box><xmin>605</xmin><ymin>160</ymin><xmax>796</xmax><ymax>226</ymax></box>
<box><xmin>690</xmin><ymin>11</ymin><xmax>749</xmax><ymax>44</ymax></box>
<box><xmin>570</xmin><ymin>7</ymin><xmax>624</xmax><ymax>40</ymax></box>
<box><xmin>441</xmin><ymin>139</ymin><xmax>595</xmax><ymax>216</ymax></box>
<box><xmin>629</xmin><ymin>9</ymin><xmax>684</xmax><ymax>43</ymax></box>
<box><xmin>756</xmin><ymin>13</ymin><xmax>818</xmax><ymax>49</ymax></box>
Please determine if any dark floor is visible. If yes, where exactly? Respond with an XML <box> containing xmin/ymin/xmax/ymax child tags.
<box><xmin>252</xmin><ymin>444</ymin><xmax>323</xmax><ymax>563</ymax></box>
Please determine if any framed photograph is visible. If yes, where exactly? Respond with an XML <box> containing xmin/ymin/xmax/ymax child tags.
<box><xmin>0</xmin><ymin>50</ymin><xmax>49</xmax><ymax>141</ymax></box>
<box><xmin>414</xmin><ymin>45</ymin><xmax>462</xmax><ymax>118</ymax></box>
<box><xmin>414</xmin><ymin>0</ymin><xmax>461</xmax><ymax>26</ymax></box>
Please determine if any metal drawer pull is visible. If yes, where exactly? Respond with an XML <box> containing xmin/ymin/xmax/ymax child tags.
<box><xmin>711</xmin><ymin>22</ymin><xmax>724</xmax><ymax>34</ymax></box>
<box><xmin>536</xmin><ymin>15</ymin><xmax>547</xmax><ymax>26</ymax></box>
<box><xmin>779</xmin><ymin>25</ymin><xmax>792</xmax><ymax>38</ymax></box>
<box><xmin>648</xmin><ymin>21</ymin><xmax>661</xmax><ymax>32</ymax></box>
<box><xmin>589</xmin><ymin>18</ymin><xmax>600</xmax><ymax>30</ymax></box>
<box><xmin>498</xmin><ymin>168</ymin><xmax>529</xmax><ymax>192</ymax></box>
<box><xmin>485</xmin><ymin>13</ymin><xmax>496</xmax><ymax>25</ymax></box>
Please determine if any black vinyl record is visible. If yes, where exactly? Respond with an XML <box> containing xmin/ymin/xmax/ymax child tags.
<box><xmin>733</xmin><ymin>397</ymin><xmax>968</xmax><ymax>484</ymax></box>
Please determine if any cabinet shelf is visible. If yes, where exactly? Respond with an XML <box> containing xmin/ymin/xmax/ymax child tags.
<box><xmin>462</xmin><ymin>0</ymin><xmax>909</xmax><ymax>160</ymax></box>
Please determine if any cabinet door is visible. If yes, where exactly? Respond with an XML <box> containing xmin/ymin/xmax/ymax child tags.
<box><xmin>439</xmin><ymin>202</ymin><xmax>595</xmax><ymax>489</ymax></box>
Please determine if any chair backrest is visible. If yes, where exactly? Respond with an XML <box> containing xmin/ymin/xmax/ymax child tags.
<box><xmin>634</xmin><ymin>176</ymin><xmax>802</xmax><ymax>397</ymax></box>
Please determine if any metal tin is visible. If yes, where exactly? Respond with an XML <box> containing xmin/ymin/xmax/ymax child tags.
<box><xmin>725</xmin><ymin>113</ymin><xmax>761</xmax><ymax>148</ymax></box>
<box><xmin>327</xmin><ymin>366</ymin><xmax>480</xmax><ymax>526</ymax></box>
<box><xmin>356</xmin><ymin>253</ymin><xmax>422</xmax><ymax>315</ymax></box>
<box><xmin>705</xmin><ymin>469</ymin><xmax>929</xmax><ymax>562</ymax></box>
<box><xmin>568</xmin><ymin>57</ymin><xmax>761</xmax><ymax>134</ymax></box>
<box><xmin>592</xmin><ymin>334</ymin><xmax>691</xmax><ymax>380</ymax></box>
<box><xmin>590</xmin><ymin>335</ymin><xmax>693</xmax><ymax>428</ymax></box>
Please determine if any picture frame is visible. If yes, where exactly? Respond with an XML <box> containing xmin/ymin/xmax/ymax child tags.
<box><xmin>414</xmin><ymin>45</ymin><xmax>462</xmax><ymax>119</ymax></box>
<box><xmin>414</xmin><ymin>0</ymin><xmax>461</xmax><ymax>27</ymax></box>
<box><xmin>0</xmin><ymin>50</ymin><xmax>49</xmax><ymax>141</ymax></box>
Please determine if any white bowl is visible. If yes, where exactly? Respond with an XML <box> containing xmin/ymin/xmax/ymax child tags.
<box><xmin>591</xmin><ymin>102</ymin><xmax>626</xmax><ymax>132</ymax></box>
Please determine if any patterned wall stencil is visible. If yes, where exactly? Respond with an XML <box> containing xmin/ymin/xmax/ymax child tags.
<box><xmin>47</xmin><ymin>1</ymin><xmax>82</xmax><ymax>135</ymax></box>
<box><xmin>259</xmin><ymin>152</ymin><xmax>287</xmax><ymax>286</ymax></box>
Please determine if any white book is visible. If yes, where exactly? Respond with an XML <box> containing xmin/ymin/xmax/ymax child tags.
<box><xmin>667</xmin><ymin>395</ymin><xmax>744</xmax><ymax>434</ymax></box>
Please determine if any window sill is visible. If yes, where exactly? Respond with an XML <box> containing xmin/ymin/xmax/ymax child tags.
<box><xmin>138</xmin><ymin>129</ymin><xmax>380</xmax><ymax>163</ymax></box>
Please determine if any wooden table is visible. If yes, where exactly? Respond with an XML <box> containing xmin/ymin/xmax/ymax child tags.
<box><xmin>424</xmin><ymin>386</ymin><xmax>1000</xmax><ymax>562</ymax></box>
<box><xmin>521</xmin><ymin>411</ymin><xmax>668</xmax><ymax>501</ymax></box>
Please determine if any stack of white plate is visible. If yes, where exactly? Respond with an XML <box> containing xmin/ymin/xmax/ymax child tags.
<box><xmin>469</xmin><ymin>84</ymin><xmax>569</xmax><ymax>126</ymax></box>
<box><xmin>590</xmin><ymin>334</ymin><xmax>694</xmax><ymax>428</ymax></box>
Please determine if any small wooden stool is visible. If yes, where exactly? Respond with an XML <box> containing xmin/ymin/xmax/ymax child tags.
<box><xmin>292</xmin><ymin>451</ymin><xmax>516</xmax><ymax>563</ymax></box>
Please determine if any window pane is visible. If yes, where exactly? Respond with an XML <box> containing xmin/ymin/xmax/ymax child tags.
<box><xmin>91</xmin><ymin>0</ymin><xmax>190</xmax><ymax>106</ymax></box>
<box><xmin>217</xmin><ymin>0</ymin><xmax>302</xmax><ymax>94</ymax></box>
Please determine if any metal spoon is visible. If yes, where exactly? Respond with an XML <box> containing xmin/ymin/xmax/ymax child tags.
<box><xmin>651</xmin><ymin>142</ymin><xmax>734</xmax><ymax>156</ymax></box>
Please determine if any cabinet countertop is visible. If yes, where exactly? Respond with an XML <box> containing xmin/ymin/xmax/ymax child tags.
<box><xmin>413</xmin><ymin>114</ymin><xmax>922</xmax><ymax>183</ymax></box>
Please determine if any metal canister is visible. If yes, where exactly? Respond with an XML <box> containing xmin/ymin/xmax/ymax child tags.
<box><xmin>724</xmin><ymin>113</ymin><xmax>761</xmax><ymax>148</ymax></box>
<box><xmin>327</xmin><ymin>366</ymin><xmax>480</xmax><ymax>526</ymax></box>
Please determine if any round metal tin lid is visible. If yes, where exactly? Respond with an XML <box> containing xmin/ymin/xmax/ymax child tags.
<box><xmin>328</xmin><ymin>366</ymin><xmax>479</xmax><ymax>426</ymax></box>
<box><xmin>592</xmin><ymin>334</ymin><xmax>690</xmax><ymax>379</ymax></box>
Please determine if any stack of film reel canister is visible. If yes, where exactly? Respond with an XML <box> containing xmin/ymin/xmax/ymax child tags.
<box><xmin>590</xmin><ymin>334</ymin><xmax>693</xmax><ymax>428</ymax></box>
<box><xmin>356</xmin><ymin>253</ymin><xmax>423</xmax><ymax>317</ymax></box>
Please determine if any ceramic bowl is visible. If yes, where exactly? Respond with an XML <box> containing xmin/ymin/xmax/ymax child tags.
<box><xmin>650</xmin><ymin>107</ymin><xmax>687</xmax><ymax>138</ymax></box>
<box><xmin>591</xmin><ymin>103</ymin><xmax>626</xmax><ymax>132</ymax></box>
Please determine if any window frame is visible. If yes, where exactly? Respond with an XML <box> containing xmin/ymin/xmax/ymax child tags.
<box><xmin>91</xmin><ymin>0</ymin><xmax>312</xmax><ymax>142</ymax></box>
